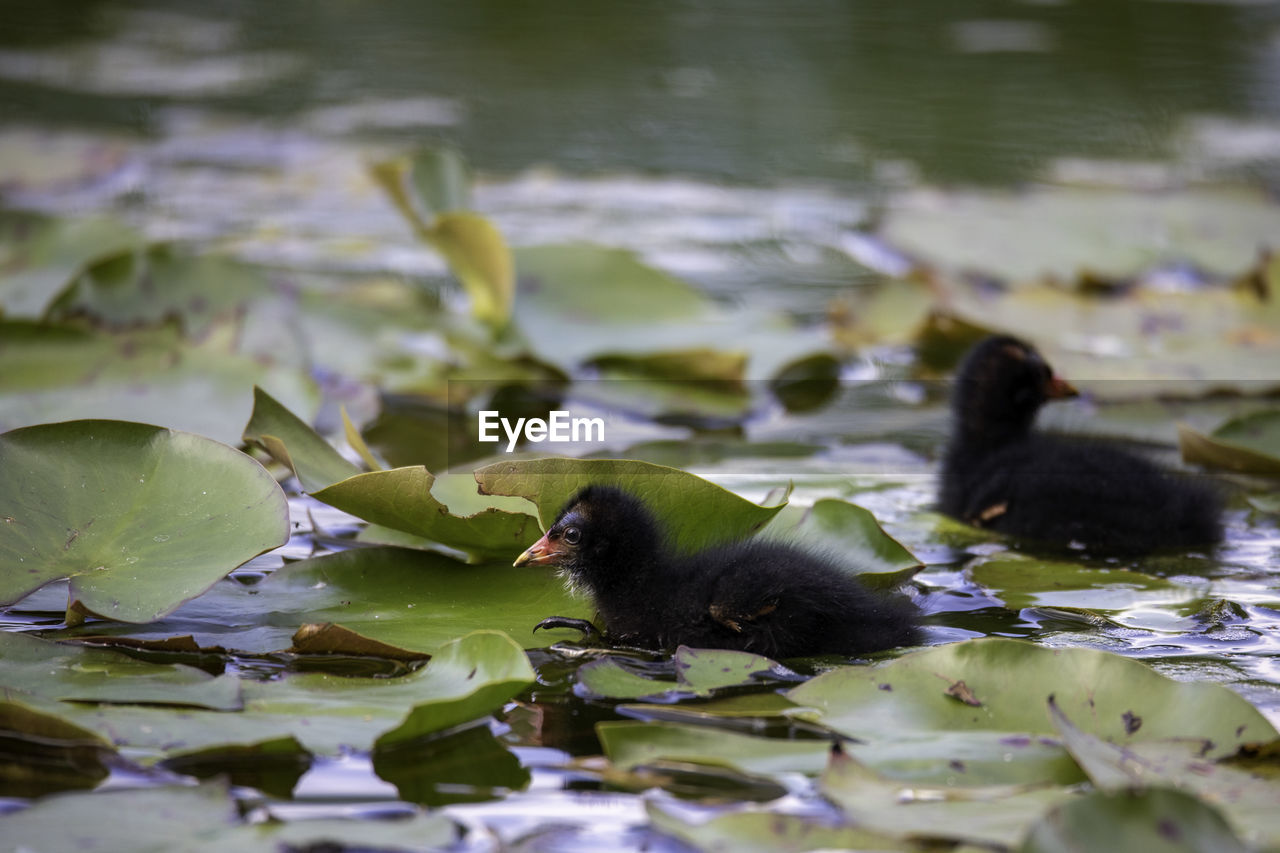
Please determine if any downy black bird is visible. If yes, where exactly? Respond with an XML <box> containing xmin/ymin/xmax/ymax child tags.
<box><xmin>938</xmin><ymin>335</ymin><xmax>1223</xmax><ymax>554</ymax></box>
<box><xmin>514</xmin><ymin>485</ymin><xmax>920</xmax><ymax>658</ymax></box>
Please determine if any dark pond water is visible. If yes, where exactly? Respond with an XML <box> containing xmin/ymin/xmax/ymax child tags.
<box><xmin>2</xmin><ymin>1</ymin><xmax>1280</xmax><ymax>850</ymax></box>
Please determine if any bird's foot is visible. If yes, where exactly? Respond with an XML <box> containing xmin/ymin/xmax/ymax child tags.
<box><xmin>534</xmin><ymin>616</ymin><xmax>604</xmax><ymax>644</ymax></box>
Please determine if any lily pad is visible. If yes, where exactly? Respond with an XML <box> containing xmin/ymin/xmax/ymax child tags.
<box><xmin>45</xmin><ymin>244</ymin><xmax>266</xmax><ymax>336</ymax></box>
<box><xmin>882</xmin><ymin>184</ymin><xmax>1280</xmax><ymax>283</ymax></box>
<box><xmin>49</xmin><ymin>546</ymin><xmax>591</xmax><ymax>655</ymax></box>
<box><xmin>0</xmin><ymin>210</ymin><xmax>143</xmax><ymax>318</ymax></box>
<box><xmin>1020</xmin><ymin>787</ymin><xmax>1248</xmax><ymax>853</ymax></box>
<box><xmin>0</xmin><ymin>419</ymin><xmax>289</xmax><ymax>622</ymax></box>
<box><xmin>158</xmin><ymin>735</ymin><xmax>310</xmax><ymax>799</ymax></box>
<box><xmin>0</xmin><ymin>320</ymin><xmax>318</xmax><ymax>445</ymax></box>
<box><xmin>647</xmin><ymin>801</ymin><xmax>910</xmax><ymax>853</ymax></box>
<box><xmin>1048</xmin><ymin>698</ymin><xmax>1280</xmax><ymax>849</ymax></box>
<box><xmin>0</xmin><ymin>697</ymin><xmax>115</xmax><ymax>798</ymax></box>
<box><xmin>474</xmin><ymin>457</ymin><xmax>787</xmax><ymax>553</ymax></box>
<box><xmin>786</xmin><ymin>639</ymin><xmax>1276</xmax><ymax>786</ymax></box>
<box><xmin>760</xmin><ymin>497</ymin><xmax>923</xmax><ymax>586</ymax></box>
<box><xmin>242</xmin><ymin>385</ymin><xmax>359</xmax><ymax>492</ymax></box>
<box><xmin>370</xmin><ymin>156</ymin><xmax>514</xmax><ymax>327</ymax></box>
<box><xmin>312</xmin><ymin>467</ymin><xmax>541</xmax><ymax>562</ymax></box>
<box><xmin>374</xmin><ymin>723</ymin><xmax>529</xmax><ymax>806</ymax></box>
<box><xmin>820</xmin><ymin>747</ymin><xmax>1076</xmax><ymax>848</ymax></box>
<box><xmin>598</xmin><ymin>720</ymin><xmax>831</xmax><ymax>776</ymax></box>
<box><xmin>969</xmin><ymin>554</ymin><xmax>1195</xmax><ymax>612</ymax></box>
<box><xmin>0</xmin><ymin>632</ymin><xmax>242</xmax><ymax>710</ymax></box>
<box><xmin>374</xmin><ymin>630</ymin><xmax>535</xmax><ymax>746</ymax></box>
<box><xmin>576</xmin><ymin>646</ymin><xmax>783</xmax><ymax>701</ymax></box>
<box><xmin>0</xmin><ymin>779</ymin><xmax>460</xmax><ymax>853</ymax></box>
<box><xmin>1179</xmin><ymin>410</ymin><xmax>1280</xmax><ymax>476</ymax></box>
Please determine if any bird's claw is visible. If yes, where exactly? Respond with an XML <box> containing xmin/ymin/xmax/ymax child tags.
<box><xmin>534</xmin><ymin>616</ymin><xmax>604</xmax><ymax>643</ymax></box>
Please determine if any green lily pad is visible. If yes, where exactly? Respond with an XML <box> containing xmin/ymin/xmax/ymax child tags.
<box><xmin>50</xmin><ymin>546</ymin><xmax>591</xmax><ymax>655</ymax></box>
<box><xmin>598</xmin><ymin>720</ymin><xmax>831</xmax><ymax>776</ymax></box>
<box><xmin>375</xmin><ymin>630</ymin><xmax>535</xmax><ymax>746</ymax></box>
<box><xmin>1048</xmin><ymin>698</ymin><xmax>1280</xmax><ymax>849</ymax></box>
<box><xmin>0</xmin><ymin>419</ymin><xmax>288</xmax><ymax>622</ymax></box>
<box><xmin>786</xmin><ymin>639</ymin><xmax>1276</xmax><ymax>786</ymax></box>
<box><xmin>970</xmin><ymin>554</ymin><xmax>1194</xmax><ymax>612</ymax></box>
<box><xmin>0</xmin><ymin>632</ymin><xmax>242</xmax><ymax>710</ymax></box>
<box><xmin>159</xmin><ymin>735</ymin><xmax>310</xmax><ymax>799</ymax></box>
<box><xmin>1179</xmin><ymin>410</ymin><xmax>1280</xmax><ymax>476</ymax></box>
<box><xmin>882</xmin><ymin>184</ymin><xmax>1280</xmax><ymax>283</ymax></box>
<box><xmin>924</xmin><ymin>282</ymin><xmax>1280</xmax><ymax>395</ymax></box>
<box><xmin>371</xmin><ymin>156</ymin><xmax>513</xmax><ymax>327</ymax></box>
<box><xmin>760</xmin><ymin>497</ymin><xmax>923</xmax><ymax>586</ymax></box>
<box><xmin>49</xmin><ymin>630</ymin><xmax>536</xmax><ymax>759</ymax></box>
<box><xmin>0</xmin><ymin>696</ymin><xmax>115</xmax><ymax>798</ymax></box>
<box><xmin>647</xmin><ymin>801</ymin><xmax>911</xmax><ymax>853</ymax></box>
<box><xmin>313</xmin><ymin>467</ymin><xmax>541</xmax><ymax>562</ymax></box>
<box><xmin>474</xmin><ymin>457</ymin><xmax>787</xmax><ymax>553</ymax></box>
<box><xmin>0</xmin><ymin>210</ymin><xmax>143</xmax><ymax>318</ymax></box>
<box><xmin>576</xmin><ymin>647</ymin><xmax>782</xmax><ymax>701</ymax></box>
<box><xmin>242</xmin><ymin>385</ymin><xmax>359</xmax><ymax>492</ymax></box>
<box><xmin>0</xmin><ymin>779</ymin><xmax>460</xmax><ymax>853</ymax></box>
<box><xmin>1020</xmin><ymin>787</ymin><xmax>1248</xmax><ymax>853</ymax></box>
<box><xmin>374</xmin><ymin>723</ymin><xmax>529</xmax><ymax>806</ymax></box>
<box><xmin>0</xmin><ymin>320</ymin><xmax>318</xmax><ymax>446</ymax></box>
<box><xmin>820</xmin><ymin>747</ymin><xmax>1076</xmax><ymax>848</ymax></box>
<box><xmin>45</xmin><ymin>244</ymin><xmax>266</xmax><ymax>336</ymax></box>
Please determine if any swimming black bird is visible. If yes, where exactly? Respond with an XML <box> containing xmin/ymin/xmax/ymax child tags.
<box><xmin>938</xmin><ymin>335</ymin><xmax>1223</xmax><ymax>555</ymax></box>
<box><xmin>513</xmin><ymin>485</ymin><xmax>920</xmax><ymax>658</ymax></box>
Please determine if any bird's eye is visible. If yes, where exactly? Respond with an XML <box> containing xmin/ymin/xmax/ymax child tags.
<box><xmin>562</xmin><ymin>526</ymin><xmax>581</xmax><ymax>545</ymax></box>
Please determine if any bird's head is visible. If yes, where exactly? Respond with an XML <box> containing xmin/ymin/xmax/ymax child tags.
<box><xmin>953</xmin><ymin>335</ymin><xmax>1077</xmax><ymax>441</ymax></box>
<box><xmin>513</xmin><ymin>485</ymin><xmax>659</xmax><ymax>589</ymax></box>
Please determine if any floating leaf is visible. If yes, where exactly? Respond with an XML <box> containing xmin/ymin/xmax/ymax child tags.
<box><xmin>50</xmin><ymin>546</ymin><xmax>590</xmax><ymax>655</ymax></box>
<box><xmin>474</xmin><ymin>457</ymin><xmax>786</xmax><ymax>553</ymax></box>
<box><xmin>577</xmin><ymin>646</ymin><xmax>783</xmax><ymax>700</ymax></box>
<box><xmin>786</xmin><ymin>639</ymin><xmax>1275</xmax><ymax>786</ymax></box>
<box><xmin>1048</xmin><ymin>698</ymin><xmax>1280</xmax><ymax>848</ymax></box>
<box><xmin>882</xmin><ymin>184</ymin><xmax>1280</xmax><ymax>283</ymax></box>
<box><xmin>969</xmin><ymin>554</ymin><xmax>1194</xmax><ymax>612</ymax></box>
<box><xmin>1179</xmin><ymin>410</ymin><xmax>1280</xmax><ymax>476</ymax></box>
<box><xmin>312</xmin><ymin>466</ymin><xmax>541</xmax><ymax>561</ymax></box>
<box><xmin>0</xmin><ymin>320</ymin><xmax>317</xmax><ymax>445</ymax></box>
<box><xmin>647</xmin><ymin>801</ymin><xmax>910</xmax><ymax>852</ymax></box>
<box><xmin>820</xmin><ymin>747</ymin><xmax>1075</xmax><ymax>848</ymax></box>
<box><xmin>158</xmin><ymin>735</ymin><xmax>310</xmax><ymax>799</ymax></box>
<box><xmin>0</xmin><ymin>420</ymin><xmax>288</xmax><ymax>622</ymax></box>
<box><xmin>45</xmin><ymin>244</ymin><xmax>265</xmax><ymax>336</ymax></box>
<box><xmin>0</xmin><ymin>697</ymin><xmax>115</xmax><ymax>798</ymax></box>
<box><xmin>0</xmin><ymin>632</ymin><xmax>242</xmax><ymax>710</ymax></box>
<box><xmin>242</xmin><ymin>385</ymin><xmax>359</xmax><ymax>492</ymax></box>
<box><xmin>374</xmin><ymin>630</ymin><xmax>535</xmax><ymax>746</ymax></box>
<box><xmin>0</xmin><ymin>779</ymin><xmax>460</xmax><ymax>852</ymax></box>
<box><xmin>0</xmin><ymin>211</ymin><xmax>143</xmax><ymax>318</ymax></box>
<box><xmin>370</xmin><ymin>156</ymin><xmax>513</xmax><ymax>327</ymax></box>
<box><xmin>1020</xmin><ymin>787</ymin><xmax>1248</xmax><ymax>853</ymax></box>
<box><xmin>598</xmin><ymin>721</ymin><xmax>831</xmax><ymax>777</ymax></box>
<box><xmin>374</xmin><ymin>723</ymin><xmax>529</xmax><ymax>806</ymax></box>
<box><xmin>760</xmin><ymin>497</ymin><xmax>922</xmax><ymax>586</ymax></box>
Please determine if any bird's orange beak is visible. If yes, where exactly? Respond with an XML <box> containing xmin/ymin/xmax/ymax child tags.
<box><xmin>513</xmin><ymin>531</ymin><xmax>566</xmax><ymax>567</ymax></box>
<box><xmin>1045</xmin><ymin>374</ymin><xmax>1079</xmax><ymax>399</ymax></box>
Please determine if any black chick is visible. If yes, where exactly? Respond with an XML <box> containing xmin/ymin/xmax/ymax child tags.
<box><xmin>513</xmin><ymin>485</ymin><xmax>920</xmax><ymax>658</ymax></box>
<box><xmin>938</xmin><ymin>335</ymin><xmax>1223</xmax><ymax>555</ymax></box>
